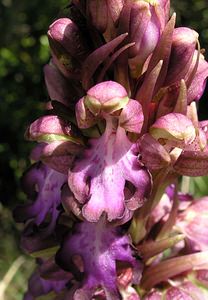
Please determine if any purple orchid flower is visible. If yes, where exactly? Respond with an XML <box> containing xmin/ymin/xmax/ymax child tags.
<box><xmin>14</xmin><ymin>163</ymin><xmax>66</xmax><ymax>235</ymax></box>
<box><xmin>68</xmin><ymin>81</ymin><xmax>152</xmax><ymax>222</ymax></box>
<box><xmin>56</xmin><ymin>219</ymin><xmax>142</xmax><ymax>299</ymax></box>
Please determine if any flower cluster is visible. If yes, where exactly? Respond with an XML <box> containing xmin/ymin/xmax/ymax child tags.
<box><xmin>14</xmin><ymin>0</ymin><xmax>208</xmax><ymax>299</ymax></box>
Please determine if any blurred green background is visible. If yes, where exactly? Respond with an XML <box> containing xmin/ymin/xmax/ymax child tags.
<box><xmin>0</xmin><ymin>0</ymin><xmax>208</xmax><ymax>299</ymax></box>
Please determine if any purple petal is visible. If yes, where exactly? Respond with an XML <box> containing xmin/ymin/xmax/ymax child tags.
<box><xmin>165</xmin><ymin>282</ymin><xmax>208</xmax><ymax>300</ymax></box>
<box><xmin>196</xmin><ymin>269</ymin><xmax>208</xmax><ymax>288</ymax></box>
<box><xmin>47</xmin><ymin>17</ymin><xmax>88</xmax><ymax>80</ymax></box>
<box><xmin>61</xmin><ymin>184</ymin><xmax>82</xmax><ymax>219</ymax></box>
<box><xmin>128</xmin><ymin>1</ymin><xmax>152</xmax><ymax>60</ymax></box>
<box><xmin>86</xmin><ymin>80</ymin><xmax>128</xmax><ymax>115</ymax></box>
<box><xmin>119</xmin><ymin>99</ymin><xmax>144</xmax><ymax>133</ymax></box>
<box><xmin>165</xmin><ymin>286</ymin><xmax>193</xmax><ymax>300</ymax></box>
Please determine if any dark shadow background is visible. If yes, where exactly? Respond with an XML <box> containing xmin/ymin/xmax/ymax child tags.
<box><xmin>0</xmin><ymin>1</ymin><xmax>207</xmax><ymax>299</ymax></box>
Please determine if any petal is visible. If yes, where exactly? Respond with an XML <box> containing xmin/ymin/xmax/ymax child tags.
<box><xmin>119</xmin><ymin>99</ymin><xmax>144</xmax><ymax>133</ymax></box>
<box><xmin>139</xmin><ymin>133</ymin><xmax>171</xmax><ymax>170</ymax></box>
<box><xmin>31</xmin><ymin>141</ymin><xmax>83</xmax><ymax>174</ymax></box>
<box><xmin>150</xmin><ymin>113</ymin><xmax>196</xmax><ymax>145</ymax></box>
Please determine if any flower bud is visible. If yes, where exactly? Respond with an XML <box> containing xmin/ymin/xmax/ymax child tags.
<box><xmin>186</xmin><ymin>51</ymin><xmax>208</xmax><ymax>103</ymax></box>
<box><xmin>128</xmin><ymin>0</ymin><xmax>166</xmax><ymax>77</ymax></box>
<box><xmin>86</xmin><ymin>0</ymin><xmax>124</xmax><ymax>34</ymax></box>
<box><xmin>165</xmin><ymin>27</ymin><xmax>198</xmax><ymax>86</ymax></box>
<box><xmin>48</xmin><ymin>18</ymin><xmax>88</xmax><ymax>79</ymax></box>
<box><xmin>129</xmin><ymin>1</ymin><xmax>160</xmax><ymax>59</ymax></box>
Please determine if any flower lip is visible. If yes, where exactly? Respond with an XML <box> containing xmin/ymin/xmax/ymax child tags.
<box><xmin>68</xmin><ymin>118</ymin><xmax>151</xmax><ymax>223</ymax></box>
